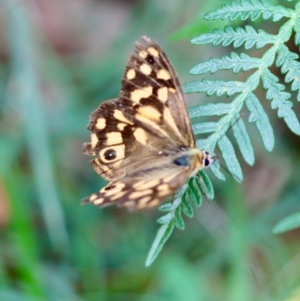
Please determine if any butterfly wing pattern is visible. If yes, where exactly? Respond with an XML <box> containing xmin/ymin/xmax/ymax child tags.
<box><xmin>82</xmin><ymin>36</ymin><xmax>215</xmax><ymax>211</ymax></box>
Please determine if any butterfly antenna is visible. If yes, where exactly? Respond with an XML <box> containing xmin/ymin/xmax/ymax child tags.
<box><xmin>218</xmin><ymin>113</ymin><xmax>244</xmax><ymax>142</ymax></box>
<box><xmin>214</xmin><ymin>159</ymin><xmax>242</xmax><ymax>183</ymax></box>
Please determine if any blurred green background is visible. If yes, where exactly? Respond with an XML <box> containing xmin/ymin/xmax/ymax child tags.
<box><xmin>1</xmin><ymin>0</ymin><xmax>300</xmax><ymax>300</ymax></box>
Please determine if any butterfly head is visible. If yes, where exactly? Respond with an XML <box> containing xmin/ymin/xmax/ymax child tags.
<box><xmin>175</xmin><ymin>148</ymin><xmax>216</xmax><ymax>173</ymax></box>
<box><xmin>202</xmin><ymin>151</ymin><xmax>217</xmax><ymax>168</ymax></box>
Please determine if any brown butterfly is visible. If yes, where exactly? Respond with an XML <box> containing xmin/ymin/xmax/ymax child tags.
<box><xmin>82</xmin><ymin>36</ymin><xmax>216</xmax><ymax>211</ymax></box>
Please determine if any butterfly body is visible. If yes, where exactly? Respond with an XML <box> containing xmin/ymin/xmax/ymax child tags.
<box><xmin>83</xmin><ymin>36</ymin><xmax>215</xmax><ymax>211</ymax></box>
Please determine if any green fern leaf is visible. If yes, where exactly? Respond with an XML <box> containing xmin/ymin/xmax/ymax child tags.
<box><xmin>181</xmin><ymin>193</ymin><xmax>194</xmax><ymax>218</ymax></box>
<box><xmin>232</xmin><ymin>117</ymin><xmax>255</xmax><ymax>165</ymax></box>
<box><xmin>210</xmin><ymin>161</ymin><xmax>226</xmax><ymax>181</ymax></box>
<box><xmin>183</xmin><ymin>80</ymin><xmax>245</xmax><ymax>96</ymax></box>
<box><xmin>204</xmin><ymin>0</ymin><xmax>292</xmax><ymax>22</ymax></box>
<box><xmin>145</xmin><ymin>221</ymin><xmax>175</xmax><ymax>267</ymax></box>
<box><xmin>218</xmin><ymin>136</ymin><xmax>243</xmax><ymax>182</ymax></box>
<box><xmin>273</xmin><ymin>212</ymin><xmax>300</xmax><ymax>234</ymax></box>
<box><xmin>262</xmin><ymin>69</ymin><xmax>300</xmax><ymax>134</ymax></box>
<box><xmin>147</xmin><ymin>0</ymin><xmax>300</xmax><ymax>266</ymax></box>
<box><xmin>158</xmin><ymin>202</ymin><xmax>174</xmax><ymax>212</ymax></box>
<box><xmin>186</xmin><ymin>180</ymin><xmax>202</xmax><ymax>207</ymax></box>
<box><xmin>294</xmin><ymin>19</ymin><xmax>300</xmax><ymax>45</ymax></box>
<box><xmin>175</xmin><ymin>207</ymin><xmax>185</xmax><ymax>229</ymax></box>
<box><xmin>188</xmin><ymin>102</ymin><xmax>232</xmax><ymax>118</ymax></box>
<box><xmin>276</xmin><ymin>45</ymin><xmax>300</xmax><ymax>99</ymax></box>
<box><xmin>191</xmin><ymin>25</ymin><xmax>276</xmax><ymax>49</ymax></box>
<box><xmin>245</xmin><ymin>92</ymin><xmax>274</xmax><ymax>151</ymax></box>
<box><xmin>190</xmin><ymin>53</ymin><xmax>262</xmax><ymax>74</ymax></box>
<box><xmin>196</xmin><ymin>171</ymin><xmax>215</xmax><ymax>199</ymax></box>
<box><xmin>192</xmin><ymin>122</ymin><xmax>218</xmax><ymax>135</ymax></box>
<box><xmin>156</xmin><ymin>212</ymin><xmax>173</xmax><ymax>225</ymax></box>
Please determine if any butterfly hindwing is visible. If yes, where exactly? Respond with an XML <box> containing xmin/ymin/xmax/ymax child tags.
<box><xmin>83</xmin><ymin>167</ymin><xmax>193</xmax><ymax>211</ymax></box>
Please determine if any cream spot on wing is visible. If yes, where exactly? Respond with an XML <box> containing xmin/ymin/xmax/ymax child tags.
<box><xmin>131</xmin><ymin>86</ymin><xmax>153</xmax><ymax>103</ymax></box>
<box><xmin>123</xmin><ymin>200</ymin><xmax>135</xmax><ymax>207</ymax></box>
<box><xmin>110</xmin><ymin>190</ymin><xmax>127</xmax><ymax>201</ymax></box>
<box><xmin>163</xmin><ymin>107</ymin><xmax>180</xmax><ymax>134</ymax></box>
<box><xmin>137</xmin><ymin>106</ymin><xmax>161</xmax><ymax>122</ymax></box>
<box><xmin>157</xmin><ymin>183</ymin><xmax>170</xmax><ymax>191</ymax></box>
<box><xmin>169</xmin><ymin>88</ymin><xmax>176</xmax><ymax>93</ymax></box>
<box><xmin>106</xmin><ymin>132</ymin><xmax>123</xmax><ymax>146</ymax></box>
<box><xmin>157</xmin><ymin>87</ymin><xmax>168</xmax><ymax>102</ymax></box>
<box><xmin>129</xmin><ymin>189</ymin><xmax>152</xmax><ymax>199</ymax></box>
<box><xmin>133</xmin><ymin>128</ymin><xmax>148</xmax><ymax>145</ymax></box>
<box><xmin>90</xmin><ymin>133</ymin><xmax>98</xmax><ymax>149</ymax></box>
<box><xmin>89</xmin><ymin>194</ymin><xmax>98</xmax><ymax>202</ymax></box>
<box><xmin>117</xmin><ymin>123</ymin><xmax>127</xmax><ymax>131</ymax></box>
<box><xmin>133</xmin><ymin>181</ymin><xmax>146</xmax><ymax>189</ymax></box>
<box><xmin>148</xmin><ymin>47</ymin><xmax>159</xmax><ymax>57</ymax></box>
<box><xmin>135</xmin><ymin>179</ymin><xmax>160</xmax><ymax>190</ymax></box>
<box><xmin>157</xmin><ymin>189</ymin><xmax>171</xmax><ymax>197</ymax></box>
<box><xmin>114</xmin><ymin>110</ymin><xmax>134</xmax><ymax>124</ymax></box>
<box><xmin>95</xmin><ymin>118</ymin><xmax>106</xmax><ymax>130</ymax></box>
<box><xmin>147</xmin><ymin>198</ymin><xmax>160</xmax><ymax>208</ymax></box>
<box><xmin>140</xmin><ymin>63</ymin><xmax>152</xmax><ymax>75</ymax></box>
<box><xmin>157</xmin><ymin>69</ymin><xmax>171</xmax><ymax>80</ymax></box>
<box><xmin>139</xmin><ymin>50</ymin><xmax>147</xmax><ymax>58</ymax></box>
<box><xmin>100</xmin><ymin>144</ymin><xmax>125</xmax><ymax>163</ymax></box>
<box><xmin>138</xmin><ymin>196</ymin><xmax>152</xmax><ymax>206</ymax></box>
<box><xmin>94</xmin><ymin>197</ymin><xmax>104</xmax><ymax>205</ymax></box>
<box><xmin>134</xmin><ymin>113</ymin><xmax>169</xmax><ymax>138</ymax></box>
<box><xmin>100</xmin><ymin>182</ymin><xmax>126</xmax><ymax>197</ymax></box>
<box><xmin>126</xmin><ymin>69</ymin><xmax>136</xmax><ymax>80</ymax></box>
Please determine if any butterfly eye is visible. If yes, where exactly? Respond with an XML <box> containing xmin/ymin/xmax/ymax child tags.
<box><xmin>204</xmin><ymin>158</ymin><xmax>211</xmax><ymax>167</ymax></box>
<box><xmin>202</xmin><ymin>152</ymin><xmax>216</xmax><ymax>168</ymax></box>
<box><xmin>146</xmin><ymin>54</ymin><xmax>154</xmax><ymax>64</ymax></box>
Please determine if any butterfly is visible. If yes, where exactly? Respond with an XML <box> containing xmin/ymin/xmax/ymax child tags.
<box><xmin>82</xmin><ymin>36</ymin><xmax>216</xmax><ymax>211</ymax></box>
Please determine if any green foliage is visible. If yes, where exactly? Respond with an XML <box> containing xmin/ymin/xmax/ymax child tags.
<box><xmin>148</xmin><ymin>0</ymin><xmax>300</xmax><ymax>265</ymax></box>
<box><xmin>2</xmin><ymin>0</ymin><xmax>300</xmax><ymax>299</ymax></box>
<box><xmin>273</xmin><ymin>212</ymin><xmax>300</xmax><ymax>234</ymax></box>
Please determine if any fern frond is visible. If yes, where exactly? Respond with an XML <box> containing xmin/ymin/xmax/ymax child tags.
<box><xmin>262</xmin><ymin>69</ymin><xmax>300</xmax><ymax>134</ymax></box>
<box><xmin>273</xmin><ymin>212</ymin><xmax>300</xmax><ymax>234</ymax></box>
<box><xmin>190</xmin><ymin>52</ymin><xmax>262</xmax><ymax>74</ymax></box>
<box><xmin>294</xmin><ymin>18</ymin><xmax>300</xmax><ymax>45</ymax></box>
<box><xmin>148</xmin><ymin>0</ymin><xmax>300</xmax><ymax>266</ymax></box>
<box><xmin>146</xmin><ymin>169</ymin><xmax>214</xmax><ymax>266</ymax></box>
<box><xmin>245</xmin><ymin>92</ymin><xmax>274</xmax><ymax>151</ymax></box>
<box><xmin>183</xmin><ymin>80</ymin><xmax>245</xmax><ymax>96</ymax></box>
<box><xmin>188</xmin><ymin>102</ymin><xmax>233</xmax><ymax>118</ymax></box>
<box><xmin>276</xmin><ymin>44</ymin><xmax>300</xmax><ymax>99</ymax></box>
<box><xmin>204</xmin><ymin>0</ymin><xmax>293</xmax><ymax>22</ymax></box>
<box><xmin>232</xmin><ymin>117</ymin><xmax>254</xmax><ymax>165</ymax></box>
<box><xmin>218</xmin><ymin>136</ymin><xmax>243</xmax><ymax>181</ymax></box>
<box><xmin>191</xmin><ymin>25</ymin><xmax>276</xmax><ymax>49</ymax></box>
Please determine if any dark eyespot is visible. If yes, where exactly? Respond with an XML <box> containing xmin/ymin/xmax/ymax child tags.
<box><xmin>105</xmin><ymin>185</ymin><xmax>116</xmax><ymax>191</ymax></box>
<box><xmin>104</xmin><ymin>149</ymin><xmax>116</xmax><ymax>161</ymax></box>
<box><xmin>146</xmin><ymin>54</ymin><xmax>154</xmax><ymax>64</ymax></box>
<box><xmin>204</xmin><ymin>158</ymin><xmax>210</xmax><ymax>167</ymax></box>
